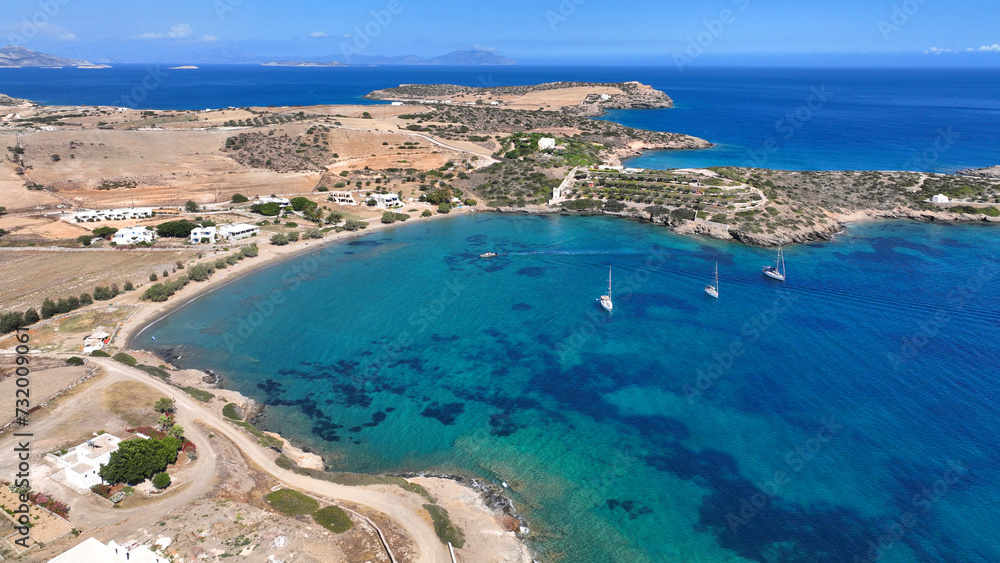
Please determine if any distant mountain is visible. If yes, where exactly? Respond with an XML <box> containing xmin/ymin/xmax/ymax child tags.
<box><xmin>0</xmin><ymin>45</ymin><xmax>94</xmax><ymax>67</ymax></box>
<box><xmin>339</xmin><ymin>49</ymin><xmax>517</xmax><ymax>66</ymax></box>
<box><xmin>262</xmin><ymin>60</ymin><xmax>348</xmax><ymax>67</ymax></box>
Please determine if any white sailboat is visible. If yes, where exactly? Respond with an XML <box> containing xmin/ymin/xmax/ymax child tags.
<box><xmin>762</xmin><ymin>246</ymin><xmax>786</xmax><ymax>281</ymax></box>
<box><xmin>598</xmin><ymin>266</ymin><xmax>613</xmax><ymax>312</ymax></box>
<box><xmin>705</xmin><ymin>262</ymin><xmax>719</xmax><ymax>298</ymax></box>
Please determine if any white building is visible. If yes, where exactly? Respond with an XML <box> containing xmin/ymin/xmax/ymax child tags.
<box><xmin>189</xmin><ymin>226</ymin><xmax>217</xmax><ymax>244</ymax></box>
<box><xmin>50</xmin><ymin>537</ymin><xmax>168</xmax><ymax>563</ymax></box>
<box><xmin>256</xmin><ymin>196</ymin><xmax>291</xmax><ymax>207</ymax></box>
<box><xmin>218</xmin><ymin>223</ymin><xmax>259</xmax><ymax>240</ymax></box>
<box><xmin>390</xmin><ymin>101</ymin><xmax>404</xmax><ymax>106</ymax></box>
<box><xmin>328</xmin><ymin>191</ymin><xmax>357</xmax><ymax>205</ymax></box>
<box><xmin>68</xmin><ymin>207</ymin><xmax>153</xmax><ymax>223</ymax></box>
<box><xmin>83</xmin><ymin>330</ymin><xmax>110</xmax><ymax>354</ymax></box>
<box><xmin>538</xmin><ymin>138</ymin><xmax>556</xmax><ymax>150</ymax></box>
<box><xmin>47</xmin><ymin>433</ymin><xmax>122</xmax><ymax>490</ymax></box>
<box><xmin>371</xmin><ymin>193</ymin><xmax>403</xmax><ymax>209</ymax></box>
<box><xmin>931</xmin><ymin>194</ymin><xmax>950</xmax><ymax>203</ymax></box>
<box><xmin>111</xmin><ymin>226</ymin><xmax>156</xmax><ymax>245</ymax></box>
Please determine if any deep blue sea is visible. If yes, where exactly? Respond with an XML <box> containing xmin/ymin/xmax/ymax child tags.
<box><xmin>137</xmin><ymin>214</ymin><xmax>1000</xmax><ymax>563</ymax></box>
<box><xmin>1</xmin><ymin>65</ymin><xmax>998</xmax><ymax>171</ymax></box>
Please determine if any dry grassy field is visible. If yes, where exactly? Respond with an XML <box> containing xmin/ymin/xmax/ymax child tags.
<box><xmin>0</xmin><ymin>249</ymin><xmax>197</xmax><ymax>312</ymax></box>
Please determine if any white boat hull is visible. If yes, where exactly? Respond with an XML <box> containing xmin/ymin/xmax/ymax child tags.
<box><xmin>705</xmin><ymin>285</ymin><xmax>718</xmax><ymax>298</ymax></box>
<box><xmin>599</xmin><ymin>296</ymin><xmax>613</xmax><ymax>312</ymax></box>
<box><xmin>762</xmin><ymin>267</ymin><xmax>785</xmax><ymax>281</ymax></box>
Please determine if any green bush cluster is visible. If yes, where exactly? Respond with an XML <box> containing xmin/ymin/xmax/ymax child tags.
<box><xmin>380</xmin><ymin>211</ymin><xmax>410</xmax><ymax>224</ymax></box>
<box><xmin>222</xmin><ymin>403</ymin><xmax>243</xmax><ymax>420</ymax></box>
<box><xmin>313</xmin><ymin>506</ymin><xmax>353</xmax><ymax>533</ymax></box>
<box><xmin>112</xmin><ymin>353</ymin><xmax>138</xmax><ymax>366</ymax></box>
<box><xmin>265</xmin><ymin>489</ymin><xmax>319</xmax><ymax>516</ymax></box>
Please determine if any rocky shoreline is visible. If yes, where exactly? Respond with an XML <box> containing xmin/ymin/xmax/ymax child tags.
<box><xmin>958</xmin><ymin>165</ymin><xmax>1000</xmax><ymax>179</ymax></box>
<box><xmin>489</xmin><ymin>204</ymin><xmax>1000</xmax><ymax>247</ymax></box>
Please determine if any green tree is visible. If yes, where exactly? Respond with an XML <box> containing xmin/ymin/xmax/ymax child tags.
<box><xmin>77</xmin><ymin>235</ymin><xmax>93</xmax><ymax>246</ymax></box>
<box><xmin>167</xmin><ymin>424</ymin><xmax>185</xmax><ymax>439</ymax></box>
<box><xmin>230</xmin><ymin>193</ymin><xmax>249</xmax><ymax>203</ymax></box>
<box><xmin>22</xmin><ymin>308</ymin><xmax>40</xmax><ymax>326</ymax></box>
<box><xmin>65</xmin><ymin>356</ymin><xmax>85</xmax><ymax>366</ymax></box>
<box><xmin>437</xmin><ymin>203</ymin><xmax>451</xmax><ymax>214</ymax></box>
<box><xmin>79</xmin><ymin>293</ymin><xmax>93</xmax><ymax>306</ymax></box>
<box><xmin>0</xmin><ymin>312</ymin><xmax>24</xmax><ymax>333</ymax></box>
<box><xmin>421</xmin><ymin>209</ymin><xmax>432</xmax><ymax>217</ymax></box>
<box><xmin>156</xmin><ymin>220</ymin><xmax>198</xmax><ymax>238</ymax></box>
<box><xmin>240</xmin><ymin>243</ymin><xmax>259</xmax><ymax>258</ymax></box>
<box><xmin>149</xmin><ymin>272</ymin><xmax>158</xmax><ymax>281</ymax></box>
<box><xmin>154</xmin><ymin>397</ymin><xmax>176</xmax><ymax>414</ymax></box>
<box><xmin>41</xmin><ymin>298</ymin><xmax>58</xmax><ymax>319</ymax></box>
<box><xmin>185</xmin><ymin>200</ymin><xmax>200</xmax><ymax>212</ymax></box>
<box><xmin>152</xmin><ymin>472</ymin><xmax>171</xmax><ymax>489</ymax></box>
<box><xmin>98</xmin><ymin>438</ymin><xmax>180</xmax><ymax>485</ymax></box>
<box><xmin>93</xmin><ymin>286</ymin><xmax>115</xmax><ymax>301</ymax></box>
<box><xmin>187</xmin><ymin>264</ymin><xmax>213</xmax><ymax>282</ymax></box>
<box><xmin>92</xmin><ymin>226</ymin><xmax>118</xmax><ymax>239</ymax></box>
<box><xmin>250</xmin><ymin>202</ymin><xmax>281</xmax><ymax>216</ymax></box>
<box><xmin>342</xmin><ymin>219</ymin><xmax>366</xmax><ymax>231</ymax></box>
<box><xmin>290</xmin><ymin>197</ymin><xmax>316</xmax><ymax>212</ymax></box>
<box><xmin>123</xmin><ymin>281</ymin><xmax>134</xmax><ymax>291</ymax></box>
<box><xmin>270</xmin><ymin>233</ymin><xmax>289</xmax><ymax>246</ymax></box>
<box><xmin>157</xmin><ymin>414</ymin><xmax>173</xmax><ymax>431</ymax></box>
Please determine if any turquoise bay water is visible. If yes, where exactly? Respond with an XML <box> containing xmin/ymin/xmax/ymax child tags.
<box><xmin>139</xmin><ymin>214</ymin><xmax>1000</xmax><ymax>562</ymax></box>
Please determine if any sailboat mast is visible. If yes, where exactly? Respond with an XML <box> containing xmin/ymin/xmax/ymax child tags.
<box><xmin>608</xmin><ymin>266</ymin><xmax>612</xmax><ymax>299</ymax></box>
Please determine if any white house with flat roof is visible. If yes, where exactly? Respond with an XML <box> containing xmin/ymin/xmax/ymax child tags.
<box><xmin>256</xmin><ymin>196</ymin><xmax>291</xmax><ymax>207</ymax></box>
<box><xmin>538</xmin><ymin>137</ymin><xmax>556</xmax><ymax>150</ymax></box>
<box><xmin>931</xmin><ymin>194</ymin><xmax>950</xmax><ymax>203</ymax></box>
<box><xmin>189</xmin><ymin>226</ymin><xmax>217</xmax><ymax>244</ymax></box>
<box><xmin>47</xmin><ymin>433</ymin><xmax>122</xmax><ymax>490</ymax></box>
<box><xmin>218</xmin><ymin>223</ymin><xmax>259</xmax><ymax>240</ymax></box>
<box><xmin>328</xmin><ymin>191</ymin><xmax>357</xmax><ymax>205</ymax></box>
<box><xmin>111</xmin><ymin>226</ymin><xmax>156</xmax><ymax>245</ymax></box>
<box><xmin>68</xmin><ymin>207</ymin><xmax>153</xmax><ymax>223</ymax></box>
<box><xmin>371</xmin><ymin>193</ymin><xmax>403</xmax><ymax>209</ymax></box>
<box><xmin>50</xmin><ymin>537</ymin><xmax>167</xmax><ymax>563</ymax></box>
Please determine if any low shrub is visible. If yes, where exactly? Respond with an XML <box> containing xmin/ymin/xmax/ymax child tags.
<box><xmin>265</xmin><ymin>489</ymin><xmax>318</xmax><ymax>516</ymax></box>
<box><xmin>314</xmin><ymin>506</ymin><xmax>353</xmax><ymax>533</ymax></box>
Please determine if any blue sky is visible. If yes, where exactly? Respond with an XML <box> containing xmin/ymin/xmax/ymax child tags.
<box><xmin>3</xmin><ymin>0</ymin><xmax>999</xmax><ymax>65</ymax></box>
